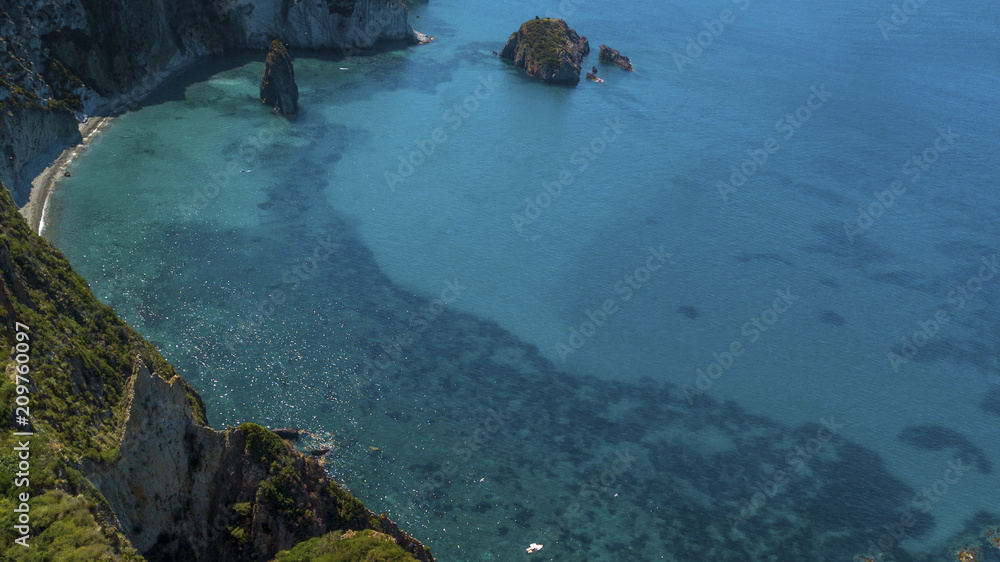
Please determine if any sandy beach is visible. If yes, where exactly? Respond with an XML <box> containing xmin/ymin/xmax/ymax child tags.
<box><xmin>18</xmin><ymin>54</ymin><xmax>215</xmax><ymax>236</ymax></box>
<box><xmin>20</xmin><ymin>116</ymin><xmax>115</xmax><ymax>235</ymax></box>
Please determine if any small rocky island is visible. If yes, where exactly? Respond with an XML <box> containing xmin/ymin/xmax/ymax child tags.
<box><xmin>260</xmin><ymin>39</ymin><xmax>299</xmax><ymax>115</ymax></box>
<box><xmin>500</xmin><ymin>18</ymin><xmax>590</xmax><ymax>85</ymax></box>
<box><xmin>599</xmin><ymin>44</ymin><xmax>634</xmax><ymax>71</ymax></box>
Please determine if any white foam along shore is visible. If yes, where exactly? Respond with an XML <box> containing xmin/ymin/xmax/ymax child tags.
<box><xmin>21</xmin><ymin>116</ymin><xmax>114</xmax><ymax>236</ymax></box>
<box><xmin>30</xmin><ymin>57</ymin><xmax>213</xmax><ymax>236</ymax></box>
<box><xmin>17</xmin><ymin>53</ymin><xmax>211</xmax><ymax>236</ymax></box>
<box><xmin>19</xmin><ymin>43</ymin><xmax>432</xmax><ymax>237</ymax></box>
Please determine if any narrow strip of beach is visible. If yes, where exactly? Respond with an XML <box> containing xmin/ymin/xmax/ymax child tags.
<box><xmin>16</xmin><ymin>54</ymin><xmax>202</xmax><ymax>236</ymax></box>
<box><xmin>20</xmin><ymin>116</ymin><xmax>115</xmax><ymax>235</ymax></box>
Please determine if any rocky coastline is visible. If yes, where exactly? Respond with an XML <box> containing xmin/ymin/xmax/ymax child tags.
<box><xmin>1</xmin><ymin>0</ymin><xmax>425</xmax><ymax>233</ymax></box>
<box><xmin>0</xmin><ymin>0</ymin><xmax>434</xmax><ymax>559</ymax></box>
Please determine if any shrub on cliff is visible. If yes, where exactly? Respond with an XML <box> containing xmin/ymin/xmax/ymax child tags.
<box><xmin>273</xmin><ymin>529</ymin><xmax>418</xmax><ymax>562</ymax></box>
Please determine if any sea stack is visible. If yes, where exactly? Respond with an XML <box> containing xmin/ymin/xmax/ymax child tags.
<box><xmin>599</xmin><ymin>44</ymin><xmax>634</xmax><ymax>71</ymax></box>
<box><xmin>260</xmin><ymin>39</ymin><xmax>299</xmax><ymax>115</ymax></box>
<box><xmin>500</xmin><ymin>18</ymin><xmax>590</xmax><ymax>85</ymax></box>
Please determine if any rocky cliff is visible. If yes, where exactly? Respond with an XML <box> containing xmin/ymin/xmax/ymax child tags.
<box><xmin>0</xmin><ymin>180</ymin><xmax>433</xmax><ymax>559</ymax></box>
<box><xmin>500</xmin><ymin>18</ymin><xmax>590</xmax><ymax>84</ymax></box>
<box><xmin>87</xmin><ymin>361</ymin><xmax>431</xmax><ymax>561</ymax></box>
<box><xmin>235</xmin><ymin>0</ymin><xmax>416</xmax><ymax>50</ymax></box>
<box><xmin>0</xmin><ymin>0</ymin><xmax>420</xmax><ymax>194</ymax></box>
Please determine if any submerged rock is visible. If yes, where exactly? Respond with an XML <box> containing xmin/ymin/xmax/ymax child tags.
<box><xmin>599</xmin><ymin>44</ymin><xmax>634</xmax><ymax>71</ymax></box>
<box><xmin>273</xmin><ymin>427</ymin><xmax>301</xmax><ymax>440</ymax></box>
<box><xmin>500</xmin><ymin>18</ymin><xmax>590</xmax><ymax>84</ymax></box>
<box><xmin>260</xmin><ymin>39</ymin><xmax>299</xmax><ymax>115</ymax></box>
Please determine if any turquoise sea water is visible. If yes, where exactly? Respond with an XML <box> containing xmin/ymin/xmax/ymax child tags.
<box><xmin>46</xmin><ymin>0</ymin><xmax>1000</xmax><ymax>559</ymax></box>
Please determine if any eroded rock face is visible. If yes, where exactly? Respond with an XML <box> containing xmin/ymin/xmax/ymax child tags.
<box><xmin>599</xmin><ymin>44</ymin><xmax>633</xmax><ymax>72</ymax></box>
<box><xmin>0</xmin><ymin>107</ymin><xmax>78</xmax><ymax>198</ymax></box>
<box><xmin>84</xmin><ymin>361</ymin><xmax>434</xmax><ymax>561</ymax></box>
<box><xmin>500</xmin><ymin>18</ymin><xmax>590</xmax><ymax>85</ymax></box>
<box><xmin>84</xmin><ymin>361</ymin><xmax>226</xmax><ymax>557</ymax></box>
<box><xmin>237</xmin><ymin>0</ymin><xmax>418</xmax><ymax>50</ymax></box>
<box><xmin>260</xmin><ymin>40</ymin><xmax>299</xmax><ymax>115</ymax></box>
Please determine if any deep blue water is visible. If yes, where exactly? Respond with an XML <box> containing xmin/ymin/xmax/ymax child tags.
<box><xmin>45</xmin><ymin>0</ymin><xmax>1000</xmax><ymax>559</ymax></box>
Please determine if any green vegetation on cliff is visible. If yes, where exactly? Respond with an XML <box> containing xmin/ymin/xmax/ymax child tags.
<box><xmin>272</xmin><ymin>529</ymin><xmax>417</xmax><ymax>562</ymax></box>
<box><xmin>499</xmin><ymin>18</ymin><xmax>590</xmax><ymax>84</ymax></box>
<box><xmin>0</xmin><ymin>181</ymin><xmax>207</xmax><ymax>463</ymax></box>
<box><xmin>0</xmin><ymin>431</ymin><xmax>142</xmax><ymax>561</ymax></box>
<box><xmin>231</xmin><ymin>423</ymin><xmax>424</xmax><ymax>558</ymax></box>
<box><xmin>511</xmin><ymin>18</ymin><xmax>570</xmax><ymax>72</ymax></box>
<box><xmin>0</xmin><ymin>182</ymin><xmax>190</xmax><ymax>558</ymax></box>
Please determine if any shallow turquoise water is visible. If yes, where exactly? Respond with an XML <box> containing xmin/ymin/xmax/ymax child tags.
<box><xmin>46</xmin><ymin>0</ymin><xmax>1000</xmax><ymax>559</ymax></box>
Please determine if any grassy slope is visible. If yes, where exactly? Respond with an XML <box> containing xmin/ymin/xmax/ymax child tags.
<box><xmin>0</xmin><ymin>182</ymin><xmax>158</xmax><ymax>558</ymax></box>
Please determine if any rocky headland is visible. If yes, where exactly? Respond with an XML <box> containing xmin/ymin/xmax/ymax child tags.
<box><xmin>0</xmin><ymin>0</ymin><xmax>434</xmax><ymax>559</ymax></box>
<box><xmin>500</xmin><ymin>18</ymin><xmax>590</xmax><ymax>85</ymax></box>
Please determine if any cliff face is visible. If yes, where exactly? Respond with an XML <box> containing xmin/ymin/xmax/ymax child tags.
<box><xmin>235</xmin><ymin>0</ymin><xmax>415</xmax><ymax>50</ymax></box>
<box><xmin>0</xmin><ymin>0</ymin><xmax>418</xmax><ymax>193</ymax></box>
<box><xmin>0</xmin><ymin>107</ymin><xmax>78</xmax><ymax>199</ymax></box>
<box><xmin>500</xmin><ymin>18</ymin><xmax>590</xmax><ymax>84</ymax></box>
<box><xmin>84</xmin><ymin>360</ymin><xmax>224</xmax><ymax>558</ymax></box>
<box><xmin>87</xmin><ymin>361</ymin><xmax>432</xmax><ymax>561</ymax></box>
